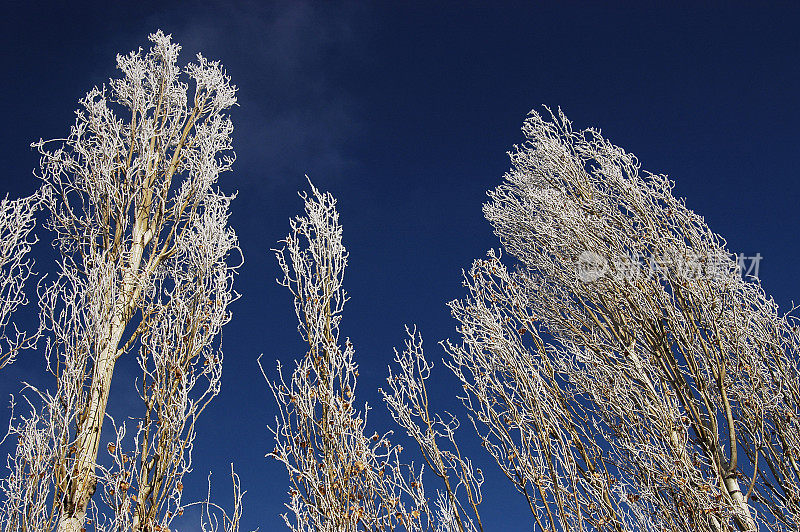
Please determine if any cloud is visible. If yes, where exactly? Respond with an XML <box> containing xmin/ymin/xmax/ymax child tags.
<box><xmin>159</xmin><ymin>0</ymin><xmax>367</xmax><ymax>188</ymax></box>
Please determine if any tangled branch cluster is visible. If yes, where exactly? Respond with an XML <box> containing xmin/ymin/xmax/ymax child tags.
<box><xmin>0</xmin><ymin>193</ymin><xmax>40</xmax><ymax>368</ymax></box>
<box><xmin>457</xmin><ymin>108</ymin><xmax>799</xmax><ymax>531</ymax></box>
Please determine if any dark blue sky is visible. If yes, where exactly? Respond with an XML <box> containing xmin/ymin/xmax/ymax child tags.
<box><xmin>1</xmin><ymin>1</ymin><xmax>799</xmax><ymax>529</ymax></box>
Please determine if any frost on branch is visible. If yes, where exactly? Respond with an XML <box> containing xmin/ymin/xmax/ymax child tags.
<box><xmin>0</xmin><ymin>193</ymin><xmax>40</xmax><ymax>368</ymax></box>
<box><xmin>382</xmin><ymin>327</ymin><xmax>484</xmax><ymax>532</ymax></box>
<box><xmin>0</xmin><ymin>31</ymin><xmax>241</xmax><ymax>532</ymax></box>
<box><xmin>266</xmin><ymin>182</ymin><xmax>428</xmax><ymax>531</ymax></box>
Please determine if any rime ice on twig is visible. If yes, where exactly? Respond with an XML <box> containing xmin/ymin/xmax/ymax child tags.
<box><xmin>382</xmin><ymin>327</ymin><xmax>484</xmax><ymax>532</ymax></box>
<box><xmin>0</xmin><ymin>192</ymin><xmax>40</xmax><ymax>368</ymax></box>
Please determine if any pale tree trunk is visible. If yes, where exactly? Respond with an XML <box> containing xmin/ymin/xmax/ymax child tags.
<box><xmin>57</xmin><ymin>323</ymin><xmax>124</xmax><ymax>532</ymax></box>
<box><xmin>57</xmin><ymin>227</ymin><xmax>147</xmax><ymax>532</ymax></box>
<box><xmin>640</xmin><ymin>348</ymin><xmax>756</xmax><ymax>532</ymax></box>
<box><xmin>724</xmin><ymin>475</ymin><xmax>756</xmax><ymax>532</ymax></box>
<box><xmin>57</xmin><ymin>516</ymin><xmax>83</xmax><ymax>532</ymax></box>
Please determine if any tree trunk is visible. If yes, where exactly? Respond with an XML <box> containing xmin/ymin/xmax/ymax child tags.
<box><xmin>724</xmin><ymin>475</ymin><xmax>756</xmax><ymax>532</ymax></box>
<box><xmin>57</xmin><ymin>226</ymin><xmax>148</xmax><ymax>531</ymax></box>
<box><xmin>57</xmin><ymin>325</ymin><xmax>122</xmax><ymax>532</ymax></box>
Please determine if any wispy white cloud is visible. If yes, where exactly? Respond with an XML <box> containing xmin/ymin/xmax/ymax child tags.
<box><xmin>156</xmin><ymin>0</ymin><xmax>366</xmax><ymax>187</ymax></box>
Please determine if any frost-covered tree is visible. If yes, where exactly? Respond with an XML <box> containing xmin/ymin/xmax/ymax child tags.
<box><xmin>266</xmin><ymin>183</ymin><xmax>431</xmax><ymax>531</ymax></box>
<box><xmin>442</xmin><ymin>109</ymin><xmax>799</xmax><ymax>531</ymax></box>
<box><xmin>382</xmin><ymin>328</ymin><xmax>485</xmax><ymax>532</ymax></box>
<box><xmin>0</xmin><ymin>32</ymin><xmax>242</xmax><ymax>532</ymax></box>
<box><xmin>267</xmin><ymin>181</ymin><xmax>489</xmax><ymax>532</ymax></box>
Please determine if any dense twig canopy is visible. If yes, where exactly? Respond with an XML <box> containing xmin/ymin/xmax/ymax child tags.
<box><xmin>446</xmin><ymin>109</ymin><xmax>799</xmax><ymax>531</ymax></box>
<box><xmin>271</xmin><ymin>111</ymin><xmax>800</xmax><ymax>532</ymax></box>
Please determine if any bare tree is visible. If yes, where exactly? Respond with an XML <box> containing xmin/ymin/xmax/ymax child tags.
<box><xmin>0</xmin><ymin>193</ymin><xmax>40</xmax><ymax>368</ymax></box>
<box><xmin>0</xmin><ymin>31</ymin><xmax>243</xmax><ymax>532</ymax></box>
<box><xmin>266</xmin><ymin>182</ymin><xmax>430</xmax><ymax>531</ymax></box>
<box><xmin>381</xmin><ymin>327</ymin><xmax>484</xmax><ymax>532</ymax></box>
<box><xmin>442</xmin><ymin>108</ymin><xmax>799</xmax><ymax>531</ymax></box>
